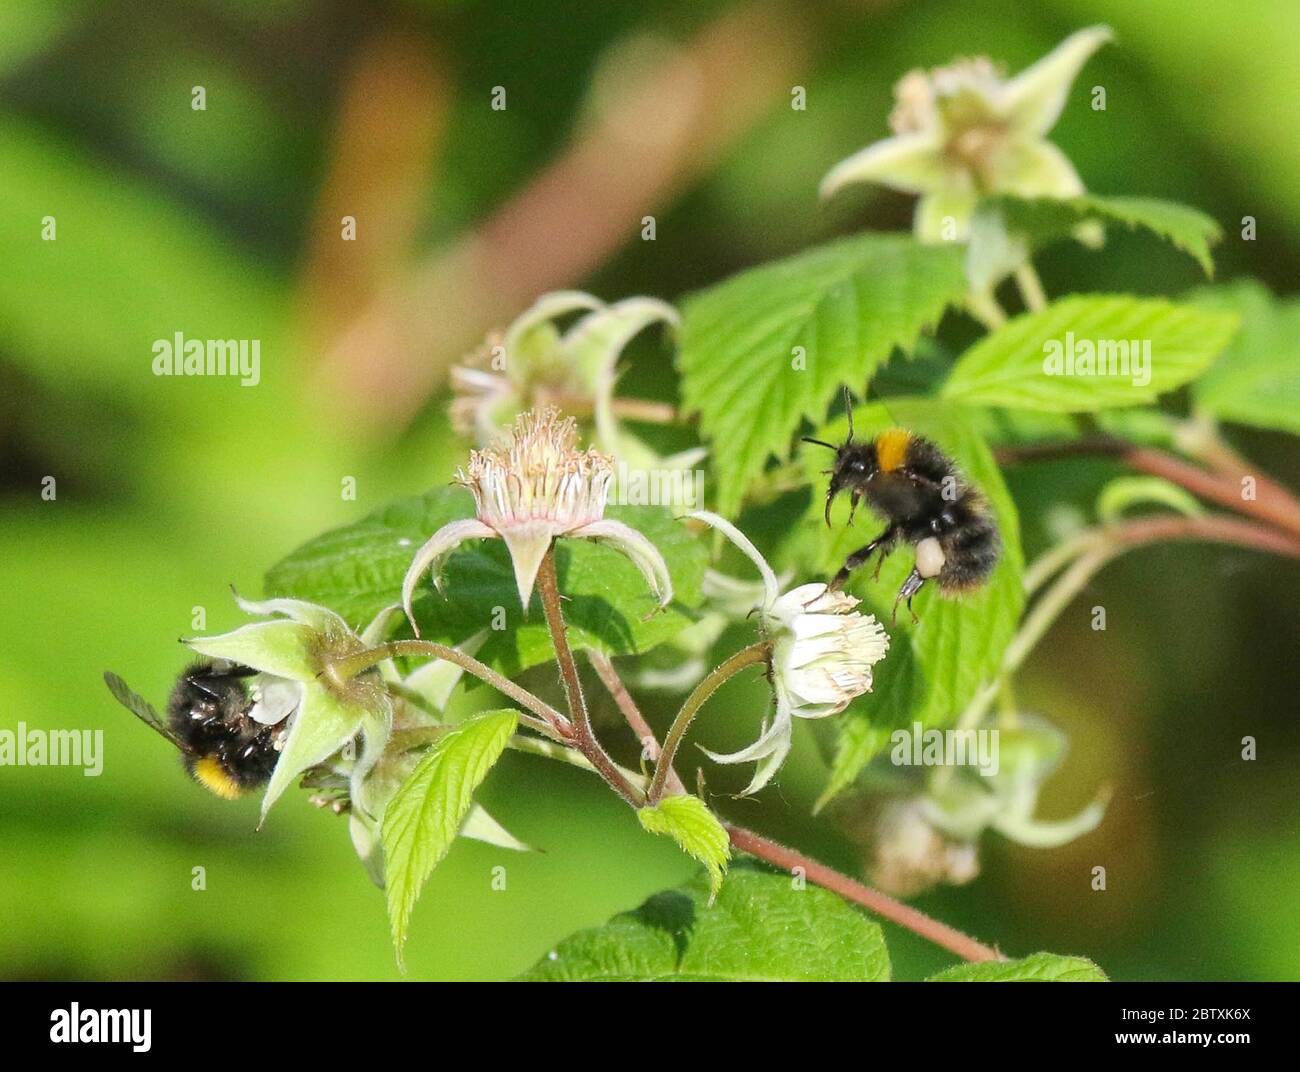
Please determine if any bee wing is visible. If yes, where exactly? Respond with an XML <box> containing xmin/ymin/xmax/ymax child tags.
<box><xmin>103</xmin><ymin>670</ymin><xmax>189</xmax><ymax>752</ymax></box>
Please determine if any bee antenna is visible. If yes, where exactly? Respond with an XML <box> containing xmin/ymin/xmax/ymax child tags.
<box><xmin>842</xmin><ymin>385</ymin><xmax>855</xmax><ymax>443</ymax></box>
<box><xmin>800</xmin><ymin>436</ymin><xmax>838</xmax><ymax>452</ymax></box>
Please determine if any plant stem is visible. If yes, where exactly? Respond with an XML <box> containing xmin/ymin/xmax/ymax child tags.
<box><xmin>543</xmin><ymin>393</ymin><xmax>683</xmax><ymax>426</ymax></box>
<box><xmin>508</xmin><ymin>733</ymin><xmax>649</xmax><ymax>791</ymax></box>
<box><xmin>323</xmin><ymin>639</ymin><xmax>570</xmax><ymax>735</ymax></box>
<box><xmin>952</xmin><ymin>512</ymin><xmax>1300</xmax><ymax>741</ymax></box>
<box><xmin>536</xmin><ymin>549</ymin><xmax>590</xmax><ymax>730</ymax></box>
<box><xmin>1014</xmin><ymin>262</ymin><xmax>1048</xmax><ymax>312</ymax></box>
<box><xmin>587</xmin><ymin>650</ymin><xmax>677</xmax><ymax>777</ymax></box>
<box><xmin>536</xmin><ymin>547</ymin><xmax>644</xmax><ymax>807</ymax></box>
<box><xmin>648</xmin><ymin>641</ymin><xmax>770</xmax><ymax>804</ymax></box>
<box><xmin>589</xmin><ymin>653</ymin><xmax>1001</xmax><ymax>963</ymax></box>
<box><xmin>966</xmin><ymin>292</ymin><xmax>1007</xmax><ymax>331</ymax></box>
<box><xmin>996</xmin><ymin>436</ymin><xmax>1300</xmax><ymax>538</ymax></box>
<box><xmin>725</xmin><ymin>824</ymin><xmax>1004</xmax><ymax>963</ymax></box>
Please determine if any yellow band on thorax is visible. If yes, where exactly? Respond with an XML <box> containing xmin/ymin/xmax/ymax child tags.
<box><xmin>875</xmin><ymin>428</ymin><xmax>911</xmax><ymax>473</ymax></box>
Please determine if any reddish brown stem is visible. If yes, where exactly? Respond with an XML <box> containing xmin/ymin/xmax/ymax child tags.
<box><xmin>585</xmin><ymin>653</ymin><xmax>1002</xmax><ymax>963</ymax></box>
<box><xmin>1107</xmin><ymin>513</ymin><xmax>1300</xmax><ymax>558</ymax></box>
<box><xmin>536</xmin><ymin>548</ymin><xmax>644</xmax><ymax>808</ymax></box>
<box><xmin>725</xmin><ymin>825</ymin><xmax>1004</xmax><ymax>963</ymax></box>
<box><xmin>996</xmin><ymin>436</ymin><xmax>1300</xmax><ymax>538</ymax></box>
<box><xmin>588</xmin><ymin>651</ymin><xmax>687</xmax><ymax>796</ymax></box>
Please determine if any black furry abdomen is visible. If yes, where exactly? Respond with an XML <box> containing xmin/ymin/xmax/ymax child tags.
<box><xmin>936</xmin><ymin>508</ymin><xmax>1000</xmax><ymax>593</ymax></box>
<box><xmin>169</xmin><ymin>662</ymin><xmax>280</xmax><ymax>792</ymax></box>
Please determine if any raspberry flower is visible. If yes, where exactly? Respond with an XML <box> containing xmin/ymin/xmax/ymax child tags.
<box><xmin>183</xmin><ymin>594</ymin><xmax>393</xmax><ymax>824</ymax></box>
<box><xmin>451</xmin><ymin>290</ymin><xmax>689</xmax><ymax>470</ymax></box>
<box><xmin>402</xmin><ymin>407</ymin><xmax>673</xmax><ymax>628</ymax></box>
<box><xmin>820</xmin><ymin>26</ymin><xmax>1112</xmax><ymax>242</ymax></box>
<box><xmin>686</xmin><ymin>511</ymin><xmax>889</xmax><ymax>794</ymax></box>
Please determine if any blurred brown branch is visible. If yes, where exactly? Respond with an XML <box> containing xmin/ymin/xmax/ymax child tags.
<box><xmin>309</xmin><ymin>3</ymin><xmax>810</xmax><ymax>429</ymax></box>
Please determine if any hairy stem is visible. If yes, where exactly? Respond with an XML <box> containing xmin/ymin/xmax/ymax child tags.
<box><xmin>323</xmin><ymin>639</ymin><xmax>569</xmax><ymax>736</ymax></box>
<box><xmin>725</xmin><ymin>825</ymin><xmax>1004</xmax><ymax>963</ymax></box>
<box><xmin>590</xmin><ymin>652</ymin><xmax>1001</xmax><ymax>962</ymax></box>
<box><xmin>648</xmin><ymin>641</ymin><xmax>770</xmax><ymax>804</ymax></box>
<box><xmin>508</xmin><ymin>733</ymin><xmax>648</xmax><ymax>791</ymax></box>
<box><xmin>536</xmin><ymin>547</ymin><xmax>644</xmax><ymax>807</ymax></box>
<box><xmin>587</xmin><ymin>650</ymin><xmax>684</xmax><ymax>792</ymax></box>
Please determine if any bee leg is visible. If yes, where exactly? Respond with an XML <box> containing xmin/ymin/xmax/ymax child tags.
<box><xmin>871</xmin><ymin>544</ymin><xmax>891</xmax><ymax>581</ymax></box>
<box><xmin>891</xmin><ymin>568</ymin><xmax>925</xmax><ymax>625</ymax></box>
<box><xmin>827</xmin><ymin>525</ymin><xmax>897</xmax><ymax>593</ymax></box>
<box><xmin>847</xmin><ymin>491</ymin><xmax>860</xmax><ymax>525</ymax></box>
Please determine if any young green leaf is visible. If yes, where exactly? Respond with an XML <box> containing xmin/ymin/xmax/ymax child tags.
<box><xmin>986</xmin><ymin>194</ymin><xmax>1222</xmax><ymax>276</ymax></box>
<box><xmin>637</xmin><ymin>794</ymin><xmax>730</xmax><ymax>901</ymax></box>
<box><xmin>679</xmin><ymin>234</ymin><xmax>967</xmax><ymax>516</ymax></box>
<box><xmin>1189</xmin><ymin>280</ymin><xmax>1300</xmax><ymax>435</ymax></box>
<box><xmin>942</xmin><ymin>295</ymin><xmax>1239</xmax><ymax>411</ymax></box>
<box><xmin>785</xmin><ymin>399</ymin><xmax>1024</xmax><ymax>807</ymax></box>
<box><xmin>516</xmin><ymin>865</ymin><xmax>890</xmax><ymax>982</ymax></box>
<box><xmin>381</xmin><ymin>708</ymin><xmax>518</xmax><ymax>968</ymax></box>
<box><xmin>928</xmin><ymin>952</ymin><xmax>1108</xmax><ymax>982</ymax></box>
<box><xmin>263</xmin><ymin>489</ymin><xmax>705</xmax><ymax>676</ymax></box>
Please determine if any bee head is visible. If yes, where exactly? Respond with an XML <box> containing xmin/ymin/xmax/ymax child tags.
<box><xmin>801</xmin><ymin>387</ymin><xmax>884</xmax><ymax>525</ymax></box>
<box><xmin>801</xmin><ymin>436</ymin><xmax>879</xmax><ymax>526</ymax></box>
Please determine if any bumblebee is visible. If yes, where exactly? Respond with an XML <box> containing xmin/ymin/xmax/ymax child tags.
<box><xmin>803</xmin><ymin>397</ymin><xmax>999</xmax><ymax>622</ymax></box>
<box><xmin>104</xmin><ymin>662</ymin><xmax>283</xmax><ymax>799</ymax></box>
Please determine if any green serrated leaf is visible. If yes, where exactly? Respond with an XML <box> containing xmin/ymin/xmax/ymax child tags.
<box><xmin>990</xmin><ymin>194</ymin><xmax>1222</xmax><ymax>276</ymax></box>
<box><xmin>784</xmin><ymin>399</ymin><xmax>1023</xmax><ymax>807</ymax></box>
<box><xmin>1189</xmin><ymin>280</ymin><xmax>1300</xmax><ymax>435</ymax></box>
<box><xmin>637</xmin><ymin>794</ymin><xmax>730</xmax><ymax>901</ymax></box>
<box><xmin>381</xmin><ymin>708</ymin><xmax>518</xmax><ymax>967</ymax></box>
<box><xmin>263</xmin><ymin>488</ymin><xmax>705</xmax><ymax>676</ymax></box>
<box><xmin>942</xmin><ymin>295</ymin><xmax>1239</xmax><ymax>411</ymax></box>
<box><xmin>516</xmin><ymin>864</ymin><xmax>890</xmax><ymax>982</ymax></box>
<box><xmin>928</xmin><ymin>952</ymin><xmax>1108</xmax><ymax>982</ymax></box>
<box><xmin>679</xmin><ymin>234</ymin><xmax>967</xmax><ymax>517</ymax></box>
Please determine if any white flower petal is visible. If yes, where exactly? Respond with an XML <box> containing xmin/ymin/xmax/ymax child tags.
<box><xmin>575</xmin><ymin>518</ymin><xmax>673</xmax><ymax>608</ymax></box>
<box><xmin>401</xmin><ymin>518</ymin><xmax>496</xmax><ymax>634</ymax></box>
<box><xmin>701</xmin><ymin>704</ymin><xmax>795</xmax><ymax>797</ymax></box>
<box><xmin>701</xmin><ymin>702</ymin><xmax>789</xmax><ymax>764</ymax></box>
<box><xmin>685</xmin><ymin>510</ymin><xmax>779</xmax><ymax>607</ymax></box>
<box><xmin>1000</xmin><ymin>25</ymin><xmax>1113</xmax><ymax>137</ymax></box>
<box><xmin>820</xmin><ymin>130</ymin><xmax>946</xmax><ymax>200</ymax></box>
<box><xmin>247</xmin><ymin>676</ymin><xmax>302</xmax><ymax>726</ymax></box>
<box><xmin>990</xmin><ymin>795</ymin><xmax>1107</xmax><ymax>848</ymax></box>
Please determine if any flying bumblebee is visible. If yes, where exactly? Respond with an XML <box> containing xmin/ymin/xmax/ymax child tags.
<box><xmin>803</xmin><ymin>392</ymin><xmax>1000</xmax><ymax>622</ymax></box>
<box><xmin>104</xmin><ymin>662</ymin><xmax>283</xmax><ymax>799</ymax></box>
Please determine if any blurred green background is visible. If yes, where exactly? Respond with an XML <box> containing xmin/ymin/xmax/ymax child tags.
<box><xmin>2</xmin><ymin>0</ymin><xmax>1298</xmax><ymax>981</ymax></box>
